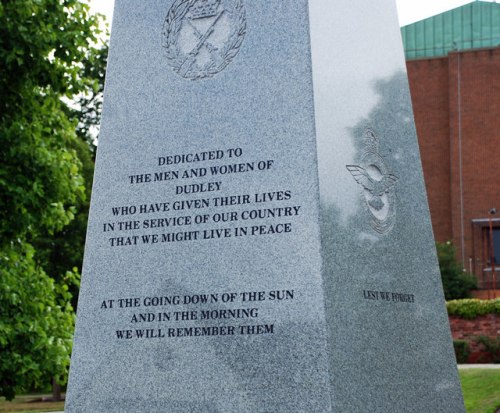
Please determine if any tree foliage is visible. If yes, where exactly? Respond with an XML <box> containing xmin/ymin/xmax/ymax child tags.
<box><xmin>0</xmin><ymin>242</ymin><xmax>78</xmax><ymax>400</ymax></box>
<box><xmin>0</xmin><ymin>0</ymin><xmax>103</xmax><ymax>400</ymax></box>
<box><xmin>35</xmin><ymin>42</ymin><xmax>108</xmax><ymax>311</ymax></box>
<box><xmin>74</xmin><ymin>43</ymin><xmax>108</xmax><ymax>151</ymax></box>
<box><xmin>437</xmin><ymin>241</ymin><xmax>477</xmax><ymax>300</ymax></box>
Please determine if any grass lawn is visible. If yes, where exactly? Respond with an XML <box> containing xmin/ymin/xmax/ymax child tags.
<box><xmin>0</xmin><ymin>395</ymin><xmax>64</xmax><ymax>413</ymax></box>
<box><xmin>459</xmin><ymin>369</ymin><xmax>500</xmax><ymax>413</ymax></box>
<box><xmin>0</xmin><ymin>370</ymin><xmax>498</xmax><ymax>412</ymax></box>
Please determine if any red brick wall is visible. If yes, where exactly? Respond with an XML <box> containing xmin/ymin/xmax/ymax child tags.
<box><xmin>406</xmin><ymin>47</ymin><xmax>500</xmax><ymax>276</ymax></box>
<box><xmin>449</xmin><ymin>314</ymin><xmax>499</xmax><ymax>362</ymax></box>
<box><xmin>448</xmin><ymin>49</ymin><xmax>500</xmax><ymax>268</ymax></box>
<box><xmin>407</xmin><ymin>57</ymin><xmax>452</xmax><ymax>243</ymax></box>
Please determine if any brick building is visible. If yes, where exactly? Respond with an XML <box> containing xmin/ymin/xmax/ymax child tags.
<box><xmin>401</xmin><ymin>1</ymin><xmax>500</xmax><ymax>293</ymax></box>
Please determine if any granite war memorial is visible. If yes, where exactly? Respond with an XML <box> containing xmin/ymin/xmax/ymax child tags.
<box><xmin>66</xmin><ymin>0</ymin><xmax>465</xmax><ymax>411</ymax></box>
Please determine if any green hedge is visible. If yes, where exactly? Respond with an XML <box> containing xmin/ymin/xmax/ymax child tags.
<box><xmin>446</xmin><ymin>299</ymin><xmax>500</xmax><ymax>319</ymax></box>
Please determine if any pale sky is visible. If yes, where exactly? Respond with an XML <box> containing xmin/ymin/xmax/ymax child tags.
<box><xmin>89</xmin><ymin>0</ymin><xmax>497</xmax><ymax>28</ymax></box>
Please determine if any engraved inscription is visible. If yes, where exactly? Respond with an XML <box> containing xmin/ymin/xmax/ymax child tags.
<box><xmin>346</xmin><ymin>128</ymin><xmax>398</xmax><ymax>234</ymax></box>
<box><xmin>162</xmin><ymin>0</ymin><xmax>246</xmax><ymax>80</ymax></box>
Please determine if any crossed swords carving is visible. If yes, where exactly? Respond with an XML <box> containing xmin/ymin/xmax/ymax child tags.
<box><xmin>178</xmin><ymin>9</ymin><xmax>225</xmax><ymax>76</ymax></box>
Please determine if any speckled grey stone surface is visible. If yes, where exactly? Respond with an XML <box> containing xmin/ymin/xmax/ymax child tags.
<box><xmin>310</xmin><ymin>0</ymin><xmax>465</xmax><ymax>411</ymax></box>
<box><xmin>67</xmin><ymin>1</ymin><xmax>464</xmax><ymax>412</ymax></box>
<box><xmin>67</xmin><ymin>1</ymin><xmax>332</xmax><ymax>412</ymax></box>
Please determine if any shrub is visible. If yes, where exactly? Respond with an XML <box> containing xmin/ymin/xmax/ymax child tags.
<box><xmin>446</xmin><ymin>299</ymin><xmax>500</xmax><ymax>319</ymax></box>
<box><xmin>453</xmin><ymin>340</ymin><xmax>471</xmax><ymax>363</ymax></box>
<box><xmin>475</xmin><ymin>336</ymin><xmax>500</xmax><ymax>363</ymax></box>
<box><xmin>437</xmin><ymin>242</ymin><xmax>477</xmax><ymax>300</ymax></box>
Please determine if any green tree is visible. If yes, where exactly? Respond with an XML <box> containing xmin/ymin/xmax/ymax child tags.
<box><xmin>74</xmin><ymin>43</ymin><xmax>108</xmax><ymax>152</ymax></box>
<box><xmin>437</xmin><ymin>241</ymin><xmax>477</xmax><ymax>300</ymax></box>
<box><xmin>35</xmin><ymin>43</ymin><xmax>108</xmax><ymax>310</ymax></box>
<box><xmin>0</xmin><ymin>0</ymin><xmax>102</xmax><ymax>400</ymax></box>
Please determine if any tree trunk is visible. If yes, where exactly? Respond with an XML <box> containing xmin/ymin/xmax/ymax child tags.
<box><xmin>52</xmin><ymin>378</ymin><xmax>62</xmax><ymax>401</ymax></box>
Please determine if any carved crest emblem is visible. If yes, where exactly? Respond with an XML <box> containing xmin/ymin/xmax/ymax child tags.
<box><xmin>162</xmin><ymin>0</ymin><xmax>246</xmax><ymax>80</ymax></box>
<box><xmin>346</xmin><ymin>129</ymin><xmax>399</xmax><ymax>235</ymax></box>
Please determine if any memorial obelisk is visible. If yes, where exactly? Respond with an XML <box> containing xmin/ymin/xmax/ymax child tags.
<box><xmin>66</xmin><ymin>1</ymin><xmax>464</xmax><ymax>411</ymax></box>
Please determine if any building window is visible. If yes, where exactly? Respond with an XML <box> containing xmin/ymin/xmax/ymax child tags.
<box><xmin>470</xmin><ymin>219</ymin><xmax>499</xmax><ymax>289</ymax></box>
<box><xmin>493</xmin><ymin>228</ymin><xmax>500</xmax><ymax>266</ymax></box>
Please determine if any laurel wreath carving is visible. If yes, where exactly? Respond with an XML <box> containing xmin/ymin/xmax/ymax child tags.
<box><xmin>162</xmin><ymin>0</ymin><xmax>246</xmax><ymax>80</ymax></box>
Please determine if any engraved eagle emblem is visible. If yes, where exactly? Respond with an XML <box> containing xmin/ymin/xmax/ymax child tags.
<box><xmin>346</xmin><ymin>165</ymin><xmax>398</xmax><ymax>211</ymax></box>
<box><xmin>162</xmin><ymin>0</ymin><xmax>246</xmax><ymax>80</ymax></box>
<box><xmin>346</xmin><ymin>128</ymin><xmax>399</xmax><ymax>234</ymax></box>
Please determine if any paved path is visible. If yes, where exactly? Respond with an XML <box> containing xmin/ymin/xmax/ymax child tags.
<box><xmin>458</xmin><ymin>364</ymin><xmax>500</xmax><ymax>369</ymax></box>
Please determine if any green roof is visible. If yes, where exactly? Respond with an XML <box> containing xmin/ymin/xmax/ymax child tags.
<box><xmin>401</xmin><ymin>1</ymin><xmax>500</xmax><ymax>60</ymax></box>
